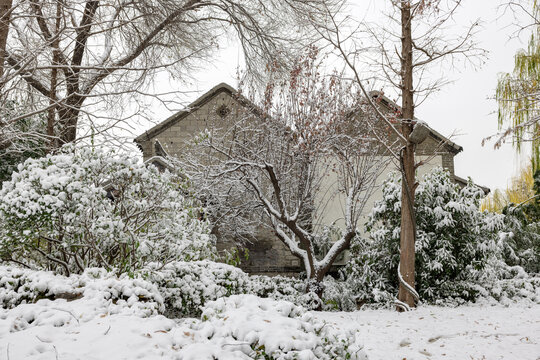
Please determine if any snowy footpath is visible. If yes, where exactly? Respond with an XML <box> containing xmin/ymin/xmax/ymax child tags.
<box><xmin>315</xmin><ymin>303</ymin><xmax>540</xmax><ymax>360</ymax></box>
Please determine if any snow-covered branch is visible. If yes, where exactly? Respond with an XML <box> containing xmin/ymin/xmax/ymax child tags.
<box><xmin>177</xmin><ymin>60</ymin><xmax>391</xmax><ymax>302</ymax></box>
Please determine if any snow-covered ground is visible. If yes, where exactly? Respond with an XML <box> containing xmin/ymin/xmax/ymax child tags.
<box><xmin>0</xmin><ymin>294</ymin><xmax>362</xmax><ymax>360</ymax></box>
<box><xmin>315</xmin><ymin>303</ymin><xmax>540</xmax><ymax>360</ymax></box>
<box><xmin>1</xmin><ymin>296</ymin><xmax>538</xmax><ymax>359</ymax></box>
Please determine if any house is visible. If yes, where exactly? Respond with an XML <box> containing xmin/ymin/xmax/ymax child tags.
<box><xmin>134</xmin><ymin>83</ymin><xmax>487</xmax><ymax>276</ymax></box>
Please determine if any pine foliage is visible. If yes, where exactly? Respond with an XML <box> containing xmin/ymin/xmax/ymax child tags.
<box><xmin>344</xmin><ymin>168</ymin><xmax>508</xmax><ymax>304</ymax></box>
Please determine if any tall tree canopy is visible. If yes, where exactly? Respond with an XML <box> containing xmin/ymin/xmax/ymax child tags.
<box><xmin>0</xmin><ymin>0</ymin><xmax>341</xmax><ymax>153</ymax></box>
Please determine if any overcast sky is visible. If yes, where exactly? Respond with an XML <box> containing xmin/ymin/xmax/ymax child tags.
<box><xmin>410</xmin><ymin>0</ymin><xmax>532</xmax><ymax>190</ymax></box>
<box><xmin>137</xmin><ymin>0</ymin><xmax>532</xmax><ymax>191</ymax></box>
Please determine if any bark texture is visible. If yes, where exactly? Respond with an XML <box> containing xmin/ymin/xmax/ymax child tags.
<box><xmin>0</xmin><ymin>0</ymin><xmax>12</xmax><ymax>82</ymax></box>
<box><xmin>398</xmin><ymin>1</ymin><xmax>417</xmax><ymax>310</ymax></box>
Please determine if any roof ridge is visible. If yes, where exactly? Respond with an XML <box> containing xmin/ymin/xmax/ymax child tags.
<box><xmin>134</xmin><ymin>83</ymin><xmax>238</xmax><ymax>143</ymax></box>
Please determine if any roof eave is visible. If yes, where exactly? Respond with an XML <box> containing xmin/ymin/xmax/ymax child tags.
<box><xmin>453</xmin><ymin>174</ymin><xmax>490</xmax><ymax>195</ymax></box>
<box><xmin>134</xmin><ymin>82</ymin><xmax>239</xmax><ymax>144</ymax></box>
<box><xmin>369</xmin><ymin>91</ymin><xmax>463</xmax><ymax>154</ymax></box>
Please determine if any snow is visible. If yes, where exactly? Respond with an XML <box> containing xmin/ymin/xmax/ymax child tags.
<box><xmin>315</xmin><ymin>303</ymin><xmax>540</xmax><ymax>360</ymax></box>
<box><xmin>1</xmin><ymin>294</ymin><xmax>538</xmax><ymax>359</ymax></box>
<box><xmin>0</xmin><ymin>294</ymin><xmax>365</xmax><ymax>359</ymax></box>
<box><xmin>1</xmin><ymin>300</ymin><xmax>177</xmax><ymax>359</ymax></box>
<box><xmin>0</xmin><ymin>146</ymin><xmax>215</xmax><ymax>275</ymax></box>
<box><xmin>0</xmin><ymin>264</ymin><xmax>537</xmax><ymax>360</ymax></box>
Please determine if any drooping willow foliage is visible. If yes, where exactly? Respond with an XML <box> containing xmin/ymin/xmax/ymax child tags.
<box><xmin>480</xmin><ymin>163</ymin><xmax>536</xmax><ymax>213</ymax></box>
<box><xmin>496</xmin><ymin>0</ymin><xmax>540</xmax><ymax>171</ymax></box>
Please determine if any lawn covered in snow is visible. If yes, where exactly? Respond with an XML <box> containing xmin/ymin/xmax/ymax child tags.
<box><xmin>315</xmin><ymin>303</ymin><xmax>540</xmax><ymax>359</ymax></box>
<box><xmin>0</xmin><ymin>292</ymin><xmax>363</xmax><ymax>359</ymax></box>
<box><xmin>1</xmin><ymin>294</ymin><xmax>538</xmax><ymax>359</ymax></box>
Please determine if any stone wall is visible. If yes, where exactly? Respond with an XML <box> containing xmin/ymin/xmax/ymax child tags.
<box><xmin>140</xmin><ymin>90</ymin><xmax>240</xmax><ymax>161</ymax></box>
<box><xmin>217</xmin><ymin>228</ymin><xmax>303</xmax><ymax>276</ymax></box>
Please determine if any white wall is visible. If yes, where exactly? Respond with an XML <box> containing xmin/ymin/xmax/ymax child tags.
<box><xmin>314</xmin><ymin>155</ymin><xmax>444</xmax><ymax>238</ymax></box>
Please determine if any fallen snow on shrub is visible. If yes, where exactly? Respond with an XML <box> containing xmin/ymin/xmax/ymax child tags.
<box><xmin>0</xmin><ymin>291</ymin><xmax>366</xmax><ymax>359</ymax></box>
<box><xmin>342</xmin><ymin>167</ymin><xmax>540</xmax><ymax>307</ymax></box>
<box><xmin>176</xmin><ymin>295</ymin><xmax>366</xmax><ymax>359</ymax></box>
<box><xmin>0</xmin><ymin>266</ymin><xmax>163</xmax><ymax>316</ymax></box>
<box><xmin>248</xmin><ymin>274</ymin><xmax>321</xmax><ymax>310</ymax></box>
<box><xmin>0</xmin><ymin>145</ymin><xmax>215</xmax><ymax>275</ymax></box>
<box><xmin>1</xmin><ymin>265</ymin><xmax>538</xmax><ymax>359</ymax></box>
<box><xmin>143</xmin><ymin>260</ymin><xmax>250</xmax><ymax>317</ymax></box>
<box><xmin>142</xmin><ymin>260</ymin><xmax>320</xmax><ymax>317</ymax></box>
<box><xmin>1</xmin><ymin>262</ymin><xmax>321</xmax><ymax>322</ymax></box>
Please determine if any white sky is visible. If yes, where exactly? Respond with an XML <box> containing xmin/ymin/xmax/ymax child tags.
<box><xmin>136</xmin><ymin>0</ymin><xmax>533</xmax><ymax>191</ymax></box>
<box><xmin>411</xmin><ymin>0</ymin><xmax>533</xmax><ymax>190</ymax></box>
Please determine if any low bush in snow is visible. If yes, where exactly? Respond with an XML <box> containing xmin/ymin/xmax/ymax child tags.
<box><xmin>249</xmin><ymin>273</ymin><xmax>321</xmax><ymax>310</ymax></box>
<box><xmin>0</xmin><ymin>261</ymin><xmax>329</xmax><ymax>320</ymax></box>
<box><xmin>0</xmin><ymin>284</ymin><xmax>365</xmax><ymax>359</ymax></box>
<box><xmin>466</xmin><ymin>260</ymin><xmax>540</xmax><ymax>306</ymax></box>
<box><xmin>0</xmin><ymin>145</ymin><xmax>216</xmax><ymax>276</ymax></box>
<box><xmin>141</xmin><ymin>261</ymin><xmax>321</xmax><ymax>317</ymax></box>
<box><xmin>176</xmin><ymin>294</ymin><xmax>366</xmax><ymax>359</ymax></box>
<box><xmin>142</xmin><ymin>260</ymin><xmax>250</xmax><ymax>317</ymax></box>
<box><xmin>0</xmin><ymin>265</ymin><xmax>163</xmax><ymax>316</ymax></box>
<box><xmin>342</xmin><ymin>168</ymin><xmax>538</xmax><ymax>307</ymax></box>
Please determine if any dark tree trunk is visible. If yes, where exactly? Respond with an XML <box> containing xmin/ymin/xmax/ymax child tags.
<box><xmin>0</xmin><ymin>0</ymin><xmax>12</xmax><ymax>84</ymax></box>
<box><xmin>57</xmin><ymin>103</ymin><xmax>81</xmax><ymax>146</ymax></box>
<box><xmin>397</xmin><ymin>0</ymin><xmax>417</xmax><ymax>310</ymax></box>
<box><xmin>52</xmin><ymin>1</ymin><xmax>98</xmax><ymax>148</ymax></box>
<box><xmin>47</xmin><ymin>0</ymin><xmax>62</xmax><ymax>150</ymax></box>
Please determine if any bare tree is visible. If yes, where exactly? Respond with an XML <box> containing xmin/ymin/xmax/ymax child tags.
<box><xmin>317</xmin><ymin>0</ymin><xmax>484</xmax><ymax>310</ymax></box>
<box><xmin>0</xmin><ymin>0</ymin><xmax>343</xmax><ymax>154</ymax></box>
<box><xmin>177</xmin><ymin>56</ymin><xmax>391</xmax><ymax>305</ymax></box>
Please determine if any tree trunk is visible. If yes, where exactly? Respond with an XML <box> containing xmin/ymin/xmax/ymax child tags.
<box><xmin>47</xmin><ymin>0</ymin><xmax>62</xmax><ymax>151</ymax></box>
<box><xmin>306</xmin><ymin>269</ymin><xmax>325</xmax><ymax>311</ymax></box>
<box><xmin>0</xmin><ymin>0</ymin><xmax>12</xmax><ymax>84</ymax></box>
<box><xmin>57</xmin><ymin>99</ymin><xmax>82</xmax><ymax>146</ymax></box>
<box><xmin>398</xmin><ymin>138</ymin><xmax>416</xmax><ymax>309</ymax></box>
<box><xmin>397</xmin><ymin>0</ymin><xmax>417</xmax><ymax>310</ymax></box>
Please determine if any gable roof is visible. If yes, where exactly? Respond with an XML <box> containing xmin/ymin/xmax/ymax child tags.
<box><xmin>135</xmin><ymin>83</ymin><xmax>463</xmax><ymax>156</ymax></box>
<box><xmin>453</xmin><ymin>174</ymin><xmax>490</xmax><ymax>195</ymax></box>
<box><xmin>134</xmin><ymin>83</ymin><xmax>258</xmax><ymax>145</ymax></box>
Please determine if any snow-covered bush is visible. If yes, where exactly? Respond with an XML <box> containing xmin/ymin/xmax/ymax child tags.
<box><xmin>142</xmin><ymin>260</ymin><xmax>322</xmax><ymax>317</ymax></box>
<box><xmin>318</xmin><ymin>275</ymin><xmax>359</xmax><ymax>311</ymax></box>
<box><xmin>344</xmin><ymin>168</ymin><xmax>508</xmax><ymax>305</ymax></box>
<box><xmin>142</xmin><ymin>260</ymin><xmax>250</xmax><ymax>317</ymax></box>
<box><xmin>481</xmin><ymin>275</ymin><xmax>540</xmax><ymax>305</ymax></box>
<box><xmin>0</xmin><ymin>145</ymin><xmax>216</xmax><ymax>275</ymax></box>
<box><xmin>0</xmin><ymin>265</ymin><xmax>163</xmax><ymax>316</ymax></box>
<box><xmin>176</xmin><ymin>294</ymin><xmax>366</xmax><ymax>359</ymax></box>
<box><xmin>0</xmin><ymin>284</ymin><xmax>365</xmax><ymax>359</ymax></box>
<box><xmin>249</xmin><ymin>274</ymin><xmax>321</xmax><ymax>310</ymax></box>
<box><xmin>499</xmin><ymin>210</ymin><xmax>540</xmax><ymax>274</ymax></box>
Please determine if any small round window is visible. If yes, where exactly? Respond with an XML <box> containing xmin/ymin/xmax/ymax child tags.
<box><xmin>217</xmin><ymin>104</ymin><xmax>231</xmax><ymax>118</ymax></box>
